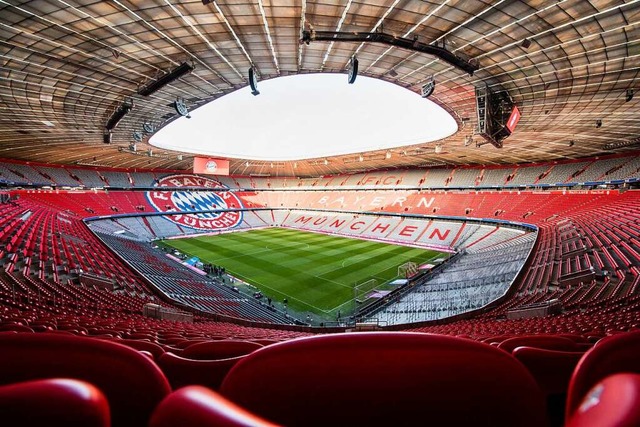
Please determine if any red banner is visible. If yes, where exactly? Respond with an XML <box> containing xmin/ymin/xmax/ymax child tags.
<box><xmin>506</xmin><ymin>106</ymin><xmax>521</xmax><ymax>133</ymax></box>
<box><xmin>193</xmin><ymin>157</ymin><xmax>229</xmax><ymax>176</ymax></box>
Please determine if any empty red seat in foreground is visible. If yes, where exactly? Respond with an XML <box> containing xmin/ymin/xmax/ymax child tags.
<box><xmin>150</xmin><ymin>385</ymin><xmax>279</xmax><ymax>427</ymax></box>
<box><xmin>0</xmin><ymin>323</ymin><xmax>34</xmax><ymax>333</ymax></box>
<box><xmin>566</xmin><ymin>373</ymin><xmax>640</xmax><ymax>427</ymax></box>
<box><xmin>158</xmin><ymin>352</ymin><xmax>245</xmax><ymax>390</ymax></box>
<box><xmin>513</xmin><ymin>346</ymin><xmax>586</xmax><ymax>427</ymax></box>
<box><xmin>497</xmin><ymin>335</ymin><xmax>581</xmax><ymax>353</ymax></box>
<box><xmin>0</xmin><ymin>333</ymin><xmax>171</xmax><ymax>427</ymax></box>
<box><xmin>220</xmin><ymin>332</ymin><xmax>547</xmax><ymax>427</ymax></box>
<box><xmin>566</xmin><ymin>330</ymin><xmax>640</xmax><ymax>423</ymax></box>
<box><xmin>100</xmin><ymin>337</ymin><xmax>166</xmax><ymax>360</ymax></box>
<box><xmin>512</xmin><ymin>347</ymin><xmax>585</xmax><ymax>396</ymax></box>
<box><xmin>181</xmin><ymin>340</ymin><xmax>263</xmax><ymax>359</ymax></box>
<box><xmin>0</xmin><ymin>378</ymin><xmax>110</xmax><ymax>427</ymax></box>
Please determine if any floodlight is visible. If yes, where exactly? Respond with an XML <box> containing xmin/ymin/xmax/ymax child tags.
<box><xmin>143</xmin><ymin>122</ymin><xmax>155</xmax><ymax>134</ymax></box>
<box><xmin>421</xmin><ymin>77</ymin><xmax>435</xmax><ymax>98</ymax></box>
<box><xmin>174</xmin><ymin>99</ymin><xmax>189</xmax><ymax>117</ymax></box>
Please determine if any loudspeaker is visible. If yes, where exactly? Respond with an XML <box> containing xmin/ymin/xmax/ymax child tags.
<box><xmin>521</xmin><ymin>38</ymin><xmax>531</xmax><ymax>49</ymax></box>
<box><xmin>103</xmin><ymin>131</ymin><xmax>112</xmax><ymax>144</ymax></box>
<box><xmin>105</xmin><ymin>101</ymin><xmax>133</xmax><ymax>130</ymax></box>
<box><xmin>626</xmin><ymin>89</ymin><xmax>634</xmax><ymax>102</ymax></box>
<box><xmin>249</xmin><ymin>68</ymin><xmax>260</xmax><ymax>96</ymax></box>
<box><xmin>348</xmin><ymin>56</ymin><xmax>358</xmax><ymax>84</ymax></box>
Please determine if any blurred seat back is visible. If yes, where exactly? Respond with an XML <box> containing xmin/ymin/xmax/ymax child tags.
<box><xmin>0</xmin><ymin>323</ymin><xmax>34</xmax><ymax>333</ymax></box>
<box><xmin>0</xmin><ymin>378</ymin><xmax>110</xmax><ymax>427</ymax></box>
<box><xmin>0</xmin><ymin>333</ymin><xmax>171</xmax><ymax>427</ymax></box>
<box><xmin>513</xmin><ymin>346</ymin><xmax>586</xmax><ymax>427</ymax></box>
<box><xmin>566</xmin><ymin>330</ymin><xmax>640</xmax><ymax>422</ymax></box>
<box><xmin>498</xmin><ymin>335</ymin><xmax>580</xmax><ymax>353</ymax></box>
<box><xmin>158</xmin><ymin>352</ymin><xmax>244</xmax><ymax>390</ymax></box>
<box><xmin>109</xmin><ymin>338</ymin><xmax>166</xmax><ymax>359</ymax></box>
<box><xmin>220</xmin><ymin>332</ymin><xmax>547</xmax><ymax>427</ymax></box>
<box><xmin>149</xmin><ymin>385</ymin><xmax>280</xmax><ymax>427</ymax></box>
<box><xmin>512</xmin><ymin>347</ymin><xmax>585</xmax><ymax>395</ymax></box>
<box><xmin>182</xmin><ymin>340</ymin><xmax>262</xmax><ymax>360</ymax></box>
<box><xmin>566</xmin><ymin>373</ymin><xmax>640</xmax><ymax>427</ymax></box>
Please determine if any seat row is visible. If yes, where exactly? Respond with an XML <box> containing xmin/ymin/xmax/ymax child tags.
<box><xmin>1</xmin><ymin>330</ymin><xmax>639</xmax><ymax>427</ymax></box>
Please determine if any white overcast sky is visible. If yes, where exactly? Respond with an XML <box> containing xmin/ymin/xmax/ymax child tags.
<box><xmin>150</xmin><ymin>73</ymin><xmax>457</xmax><ymax>161</ymax></box>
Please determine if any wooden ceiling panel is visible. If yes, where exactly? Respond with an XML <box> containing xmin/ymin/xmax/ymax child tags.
<box><xmin>0</xmin><ymin>0</ymin><xmax>638</xmax><ymax>177</ymax></box>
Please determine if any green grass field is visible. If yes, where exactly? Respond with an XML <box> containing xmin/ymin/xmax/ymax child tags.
<box><xmin>160</xmin><ymin>228</ymin><xmax>442</xmax><ymax>319</ymax></box>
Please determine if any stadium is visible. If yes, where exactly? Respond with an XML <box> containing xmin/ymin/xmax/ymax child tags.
<box><xmin>0</xmin><ymin>1</ymin><xmax>639</xmax><ymax>426</ymax></box>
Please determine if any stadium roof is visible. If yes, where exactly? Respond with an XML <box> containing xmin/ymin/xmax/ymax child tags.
<box><xmin>0</xmin><ymin>0</ymin><xmax>638</xmax><ymax>177</ymax></box>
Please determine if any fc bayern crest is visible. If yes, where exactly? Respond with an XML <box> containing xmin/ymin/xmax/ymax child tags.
<box><xmin>146</xmin><ymin>174</ymin><xmax>244</xmax><ymax>231</ymax></box>
<box><xmin>205</xmin><ymin>160</ymin><xmax>218</xmax><ymax>173</ymax></box>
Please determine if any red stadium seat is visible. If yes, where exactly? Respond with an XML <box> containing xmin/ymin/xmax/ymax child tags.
<box><xmin>497</xmin><ymin>335</ymin><xmax>581</xmax><ymax>353</ymax></box>
<box><xmin>220</xmin><ymin>332</ymin><xmax>547</xmax><ymax>427</ymax></box>
<box><xmin>149</xmin><ymin>385</ymin><xmax>280</xmax><ymax>427</ymax></box>
<box><xmin>103</xmin><ymin>337</ymin><xmax>166</xmax><ymax>359</ymax></box>
<box><xmin>566</xmin><ymin>373</ymin><xmax>640</xmax><ymax>427</ymax></box>
<box><xmin>554</xmin><ymin>333</ymin><xmax>593</xmax><ymax>344</ymax></box>
<box><xmin>171</xmin><ymin>339</ymin><xmax>210</xmax><ymax>349</ymax></box>
<box><xmin>0</xmin><ymin>333</ymin><xmax>171</xmax><ymax>427</ymax></box>
<box><xmin>181</xmin><ymin>340</ymin><xmax>263</xmax><ymax>359</ymax></box>
<box><xmin>0</xmin><ymin>323</ymin><xmax>34</xmax><ymax>333</ymax></box>
<box><xmin>480</xmin><ymin>334</ymin><xmax>513</xmax><ymax>345</ymax></box>
<box><xmin>512</xmin><ymin>347</ymin><xmax>585</xmax><ymax>395</ymax></box>
<box><xmin>158</xmin><ymin>352</ymin><xmax>245</xmax><ymax>390</ymax></box>
<box><xmin>250</xmin><ymin>338</ymin><xmax>280</xmax><ymax>346</ymax></box>
<box><xmin>566</xmin><ymin>330</ymin><xmax>640</xmax><ymax>422</ymax></box>
<box><xmin>0</xmin><ymin>378</ymin><xmax>110</xmax><ymax>427</ymax></box>
<box><xmin>513</xmin><ymin>346</ymin><xmax>586</xmax><ymax>427</ymax></box>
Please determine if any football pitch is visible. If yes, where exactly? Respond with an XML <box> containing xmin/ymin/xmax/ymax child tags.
<box><xmin>160</xmin><ymin>228</ymin><xmax>442</xmax><ymax>318</ymax></box>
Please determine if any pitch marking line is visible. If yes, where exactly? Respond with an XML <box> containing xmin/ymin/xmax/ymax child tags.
<box><xmin>229</xmin><ymin>271</ymin><xmax>331</xmax><ymax>314</ymax></box>
<box><xmin>171</xmin><ymin>234</ymin><xmax>444</xmax><ymax>315</ymax></box>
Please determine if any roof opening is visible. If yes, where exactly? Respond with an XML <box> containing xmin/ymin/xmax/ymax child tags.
<box><xmin>150</xmin><ymin>73</ymin><xmax>457</xmax><ymax>161</ymax></box>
